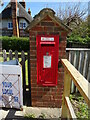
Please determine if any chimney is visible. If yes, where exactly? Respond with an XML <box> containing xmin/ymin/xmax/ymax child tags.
<box><xmin>19</xmin><ymin>0</ymin><xmax>26</xmax><ymax>9</ymax></box>
<box><xmin>11</xmin><ymin>0</ymin><xmax>19</xmax><ymax>37</ymax></box>
<box><xmin>28</xmin><ymin>8</ymin><xmax>31</xmax><ymax>15</ymax></box>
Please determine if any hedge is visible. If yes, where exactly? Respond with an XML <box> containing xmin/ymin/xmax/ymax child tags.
<box><xmin>0</xmin><ymin>36</ymin><xmax>29</xmax><ymax>52</ymax></box>
<box><xmin>0</xmin><ymin>36</ymin><xmax>90</xmax><ymax>51</ymax></box>
<box><xmin>67</xmin><ymin>35</ymin><xmax>90</xmax><ymax>44</ymax></box>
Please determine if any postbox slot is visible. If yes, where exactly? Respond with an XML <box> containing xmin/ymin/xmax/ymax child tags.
<box><xmin>41</xmin><ymin>44</ymin><xmax>54</xmax><ymax>47</ymax></box>
<box><xmin>40</xmin><ymin>42</ymin><xmax>55</xmax><ymax>45</ymax></box>
<box><xmin>41</xmin><ymin>44</ymin><xmax>55</xmax><ymax>47</ymax></box>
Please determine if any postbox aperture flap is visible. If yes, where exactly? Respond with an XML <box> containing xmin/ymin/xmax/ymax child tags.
<box><xmin>40</xmin><ymin>42</ymin><xmax>55</xmax><ymax>45</ymax></box>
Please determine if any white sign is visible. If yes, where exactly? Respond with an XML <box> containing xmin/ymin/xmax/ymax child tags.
<box><xmin>43</xmin><ymin>56</ymin><xmax>51</xmax><ymax>68</ymax></box>
<box><xmin>0</xmin><ymin>65</ymin><xmax>23</xmax><ymax>109</ymax></box>
<box><xmin>41</xmin><ymin>37</ymin><xmax>54</xmax><ymax>41</ymax></box>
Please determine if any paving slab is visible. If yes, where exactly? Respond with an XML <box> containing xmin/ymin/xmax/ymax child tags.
<box><xmin>0</xmin><ymin>106</ymin><xmax>62</xmax><ymax>120</ymax></box>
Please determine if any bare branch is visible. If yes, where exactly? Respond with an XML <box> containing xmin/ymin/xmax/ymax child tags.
<box><xmin>57</xmin><ymin>3</ymin><xmax>87</xmax><ymax>28</ymax></box>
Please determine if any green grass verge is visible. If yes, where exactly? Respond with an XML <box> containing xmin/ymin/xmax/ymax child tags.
<box><xmin>70</xmin><ymin>94</ymin><xmax>89</xmax><ymax>119</ymax></box>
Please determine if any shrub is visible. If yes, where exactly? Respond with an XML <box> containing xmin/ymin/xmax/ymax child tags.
<box><xmin>0</xmin><ymin>35</ymin><xmax>90</xmax><ymax>51</ymax></box>
<box><xmin>67</xmin><ymin>35</ymin><xmax>90</xmax><ymax>44</ymax></box>
<box><xmin>0</xmin><ymin>36</ymin><xmax>29</xmax><ymax>52</ymax></box>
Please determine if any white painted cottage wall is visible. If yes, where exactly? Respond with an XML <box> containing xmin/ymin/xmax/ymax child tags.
<box><xmin>1</xmin><ymin>19</ymin><xmax>12</xmax><ymax>29</ymax></box>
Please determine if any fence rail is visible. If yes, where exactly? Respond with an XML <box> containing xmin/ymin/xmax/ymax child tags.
<box><xmin>66</xmin><ymin>48</ymin><xmax>90</xmax><ymax>93</ymax></box>
<box><xmin>61</xmin><ymin>59</ymin><xmax>90</xmax><ymax>119</ymax></box>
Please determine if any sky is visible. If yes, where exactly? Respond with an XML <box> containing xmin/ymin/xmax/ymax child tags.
<box><xmin>0</xmin><ymin>0</ymin><xmax>89</xmax><ymax>17</ymax></box>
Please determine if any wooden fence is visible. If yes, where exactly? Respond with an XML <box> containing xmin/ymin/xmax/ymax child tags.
<box><xmin>0</xmin><ymin>49</ymin><xmax>31</xmax><ymax>106</ymax></box>
<box><xmin>0</xmin><ymin>48</ymin><xmax>90</xmax><ymax>105</ymax></box>
<box><xmin>66</xmin><ymin>48</ymin><xmax>90</xmax><ymax>93</ymax></box>
<box><xmin>61</xmin><ymin>59</ymin><xmax>90</xmax><ymax>119</ymax></box>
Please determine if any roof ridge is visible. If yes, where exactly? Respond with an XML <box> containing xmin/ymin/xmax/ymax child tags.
<box><xmin>0</xmin><ymin>1</ymin><xmax>32</xmax><ymax>22</ymax></box>
<box><xmin>18</xmin><ymin>2</ymin><xmax>32</xmax><ymax>19</ymax></box>
<box><xmin>26</xmin><ymin>8</ymin><xmax>71</xmax><ymax>32</ymax></box>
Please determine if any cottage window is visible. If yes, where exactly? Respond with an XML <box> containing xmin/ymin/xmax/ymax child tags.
<box><xmin>20</xmin><ymin>22</ymin><xmax>26</xmax><ymax>29</ymax></box>
<box><xmin>8</xmin><ymin>22</ymin><xmax>13</xmax><ymax>29</ymax></box>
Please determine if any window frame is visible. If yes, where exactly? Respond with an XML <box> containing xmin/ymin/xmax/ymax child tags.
<box><xmin>19</xmin><ymin>22</ymin><xmax>26</xmax><ymax>29</ymax></box>
<box><xmin>8</xmin><ymin>22</ymin><xmax>13</xmax><ymax>29</ymax></box>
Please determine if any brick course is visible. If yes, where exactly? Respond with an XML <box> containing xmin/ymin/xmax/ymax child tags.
<box><xmin>29</xmin><ymin>13</ymin><xmax>68</xmax><ymax>108</ymax></box>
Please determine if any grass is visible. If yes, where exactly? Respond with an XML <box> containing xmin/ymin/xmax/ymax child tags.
<box><xmin>39</xmin><ymin>113</ymin><xmax>46</xmax><ymax>119</ymax></box>
<box><xmin>69</xmin><ymin>94</ymin><xmax>89</xmax><ymax>119</ymax></box>
<box><xmin>24</xmin><ymin>113</ymin><xmax>46</xmax><ymax>119</ymax></box>
<box><xmin>24</xmin><ymin>113</ymin><xmax>35</xmax><ymax>118</ymax></box>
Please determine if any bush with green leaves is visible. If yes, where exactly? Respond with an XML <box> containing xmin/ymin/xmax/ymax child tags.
<box><xmin>67</xmin><ymin>35</ymin><xmax>90</xmax><ymax>44</ymax></box>
<box><xmin>0</xmin><ymin>36</ymin><xmax>29</xmax><ymax>52</ymax></box>
<box><xmin>70</xmin><ymin>94</ymin><xmax>88</xmax><ymax>118</ymax></box>
<box><xmin>67</xmin><ymin>15</ymin><xmax>90</xmax><ymax>45</ymax></box>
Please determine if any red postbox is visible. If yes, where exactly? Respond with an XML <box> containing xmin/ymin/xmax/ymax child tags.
<box><xmin>37</xmin><ymin>35</ymin><xmax>59</xmax><ymax>86</ymax></box>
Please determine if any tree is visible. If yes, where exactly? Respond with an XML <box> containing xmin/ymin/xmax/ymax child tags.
<box><xmin>67</xmin><ymin>15</ymin><xmax>90</xmax><ymax>44</ymax></box>
<box><xmin>57</xmin><ymin>3</ymin><xmax>90</xmax><ymax>44</ymax></box>
<box><xmin>57</xmin><ymin>3</ymin><xmax>87</xmax><ymax>29</ymax></box>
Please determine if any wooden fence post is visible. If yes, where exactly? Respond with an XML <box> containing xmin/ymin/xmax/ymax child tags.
<box><xmin>61</xmin><ymin>70</ymin><xmax>71</xmax><ymax>118</ymax></box>
<box><xmin>3</xmin><ymin>49</ymin><xmax>7</xmax><ymax>61</ymax></box>
<box><xmin>87</xmin><ymin>63</ymin><xmax>90</xmax><ymax>82</ymax></box>
<box><xmin>9</xmin><ymin>50</ymin><xmax>13</xmax><ymax>60</ymax></box>
<box><xmin>25</xmin><ymin>51</ymin><xmax>31</xmax><ymax>106</ymax></box>
<box><xmin>67</xmin><ymin>49</ymin><xmax>90</xmax><ymax>93</ymax></box>
<box><xmin>21</xmin><ymin>51</ymin><xmax>26</xmax><ymax>105</ymax></box>
<box><xmin>15</xmin><ymin>50</ymin><xmax>18</xmax><ymax>60</ymax></box>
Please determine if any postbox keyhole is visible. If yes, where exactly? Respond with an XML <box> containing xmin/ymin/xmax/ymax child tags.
<box><xmin>46</xmin><ymin>52</ymin><xmax>49</xmax><ymax>55</ymax></box>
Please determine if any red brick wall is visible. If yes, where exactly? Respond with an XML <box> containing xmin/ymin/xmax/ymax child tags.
<box><xmin>29</xmin><ymin>16</ymin><xmax>67</xmax><ymax>108</ymax></box>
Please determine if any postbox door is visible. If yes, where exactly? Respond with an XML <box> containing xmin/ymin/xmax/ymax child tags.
<box><xmin>40</xmin><ymin>45</ymin><xmax>56</xmax><ymax>85</ymax></box>
<box><xmin>37</xmin><ymin>35</ymin><xmax>59</xmax><ymax>86</ymax></box>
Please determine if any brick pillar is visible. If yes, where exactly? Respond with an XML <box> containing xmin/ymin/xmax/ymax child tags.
<box><xmin>29</xmin><ymin>19</ymin><xmax>68</xmax><ymax>108</ymax></box>
<box><xmin>27</xmin><ymin>8</ymin><xmax>70</xmax><ymax>108</ymax></box>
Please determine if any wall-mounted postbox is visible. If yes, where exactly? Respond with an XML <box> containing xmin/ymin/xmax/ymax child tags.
<box><xmin>37</xmin><ymin>35</ymin><xmax>59</xmax><ymax>86</ymax></box>
<box><xmin>26</xmin><ymin>8</ymin><xmax>71</xmax><ymax>107</ymax></box>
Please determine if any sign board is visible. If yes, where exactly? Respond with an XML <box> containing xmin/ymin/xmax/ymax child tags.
<box><xmin>43</xmin><ymin>56</ymin><xmax>51</xmax><ymax>68</ymax></box>
<box><xmin>0</xmin><ymin>64</ymin><xmax>23</xmax><ymax>109</ymax></box>
<box><xmin>41</xmin><ymin>37</ymin><xmax>54</xmax><ymax>41</ymax></box>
